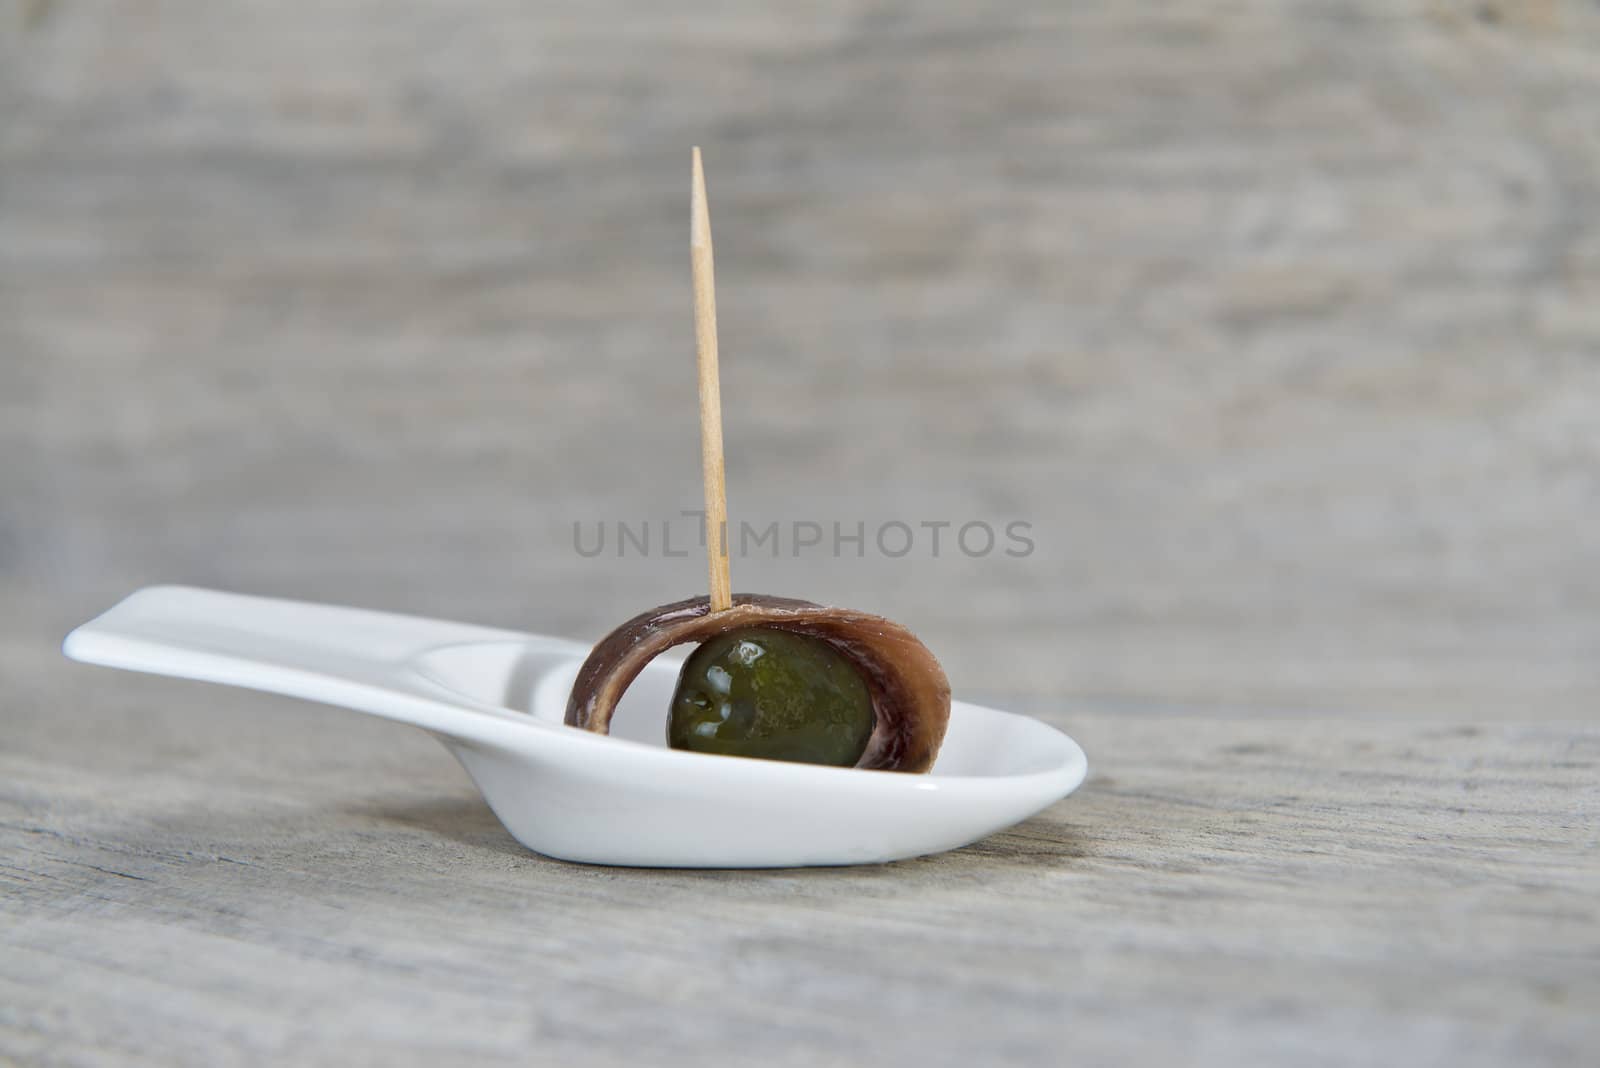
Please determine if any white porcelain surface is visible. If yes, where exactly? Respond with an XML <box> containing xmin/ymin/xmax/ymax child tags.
<box><xmin>62</xmin><ymin>586</ymin><xmax>1088</xmax><ymax>868</ymax></box>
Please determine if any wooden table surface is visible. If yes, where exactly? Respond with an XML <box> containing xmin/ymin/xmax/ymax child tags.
<box><xmin>5</xmin><ymin>671</ymin><xmax>1597</xmax><ymax>1067</ymax></box>
<box><xmin>4</xmin><ymin>2</ymin><xmax>1598</xmax><ymax>1065</ymax></box>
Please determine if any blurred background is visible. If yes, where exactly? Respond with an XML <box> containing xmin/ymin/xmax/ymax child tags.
<box><xmin>5</xmin><ymin>0</ymin><xmax>1598</xmax><ymax>718</ymax></box>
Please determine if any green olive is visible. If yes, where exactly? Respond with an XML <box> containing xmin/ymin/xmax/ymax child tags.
<box><xmin>668</xmin><ymin>627</ymin><xmax>874</xmax><ymax>766</ymax></box>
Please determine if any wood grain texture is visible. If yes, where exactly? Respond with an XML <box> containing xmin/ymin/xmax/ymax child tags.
<box><xmin>3</xmin><ymin>0</ymin><xmax>1599</xmax><ymax>713</ymax></box>
<box><xmin>2</xmin><ymin>683</ymin><xmax>1596</xmax><ymax>1067</ymax></box>
<box><xmin>3</xmin><ymin>1</ymin><xmax>1599</xmax><ymax>1064</ymax></box>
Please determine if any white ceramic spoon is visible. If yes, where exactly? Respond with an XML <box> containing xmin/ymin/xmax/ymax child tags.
<box><xmin>62</xmin><ymin>586</ymin><xmax>1087</xmax><ymax>868</ymax></box>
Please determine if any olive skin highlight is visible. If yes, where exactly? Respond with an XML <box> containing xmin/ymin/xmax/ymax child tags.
<box><xmin>669</xmin><ymin>627</ymin><xmax>874</xmax><ymax>766</ymax></box>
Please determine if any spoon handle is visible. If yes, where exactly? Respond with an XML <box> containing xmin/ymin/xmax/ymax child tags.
<box><xmin>63</xmin><ymin>586</ymin><xmax>557</xmax><ymax>745</ymax></box>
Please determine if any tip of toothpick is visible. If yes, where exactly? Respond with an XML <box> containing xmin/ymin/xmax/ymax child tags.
<box><xmin>691</xmin><ymin>147</ymin><xmax>710</xmax><ymax>249</ymax></box>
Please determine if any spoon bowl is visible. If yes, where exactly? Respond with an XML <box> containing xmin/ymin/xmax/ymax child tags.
<box><xmin>63</xmin><ymin>587</ymin><xmax>1088</xmax><ymax>868</ymax></box>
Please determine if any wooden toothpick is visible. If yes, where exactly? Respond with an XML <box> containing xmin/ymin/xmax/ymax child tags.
<box><xmin>691</xmin><ymin>146</ymin><xmax>733</xmax><ymax>613</ymax></box>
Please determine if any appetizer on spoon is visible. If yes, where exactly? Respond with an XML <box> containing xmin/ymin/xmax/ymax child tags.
<box><xmin>566</xmin><ymin>148</ymin><xmax>951</xmax><ymax>774</ymax></box>
<box><xmin>60</xmin><ymin>151</ymin><xmax>1087</xmax><ymax>868</ymax></box>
